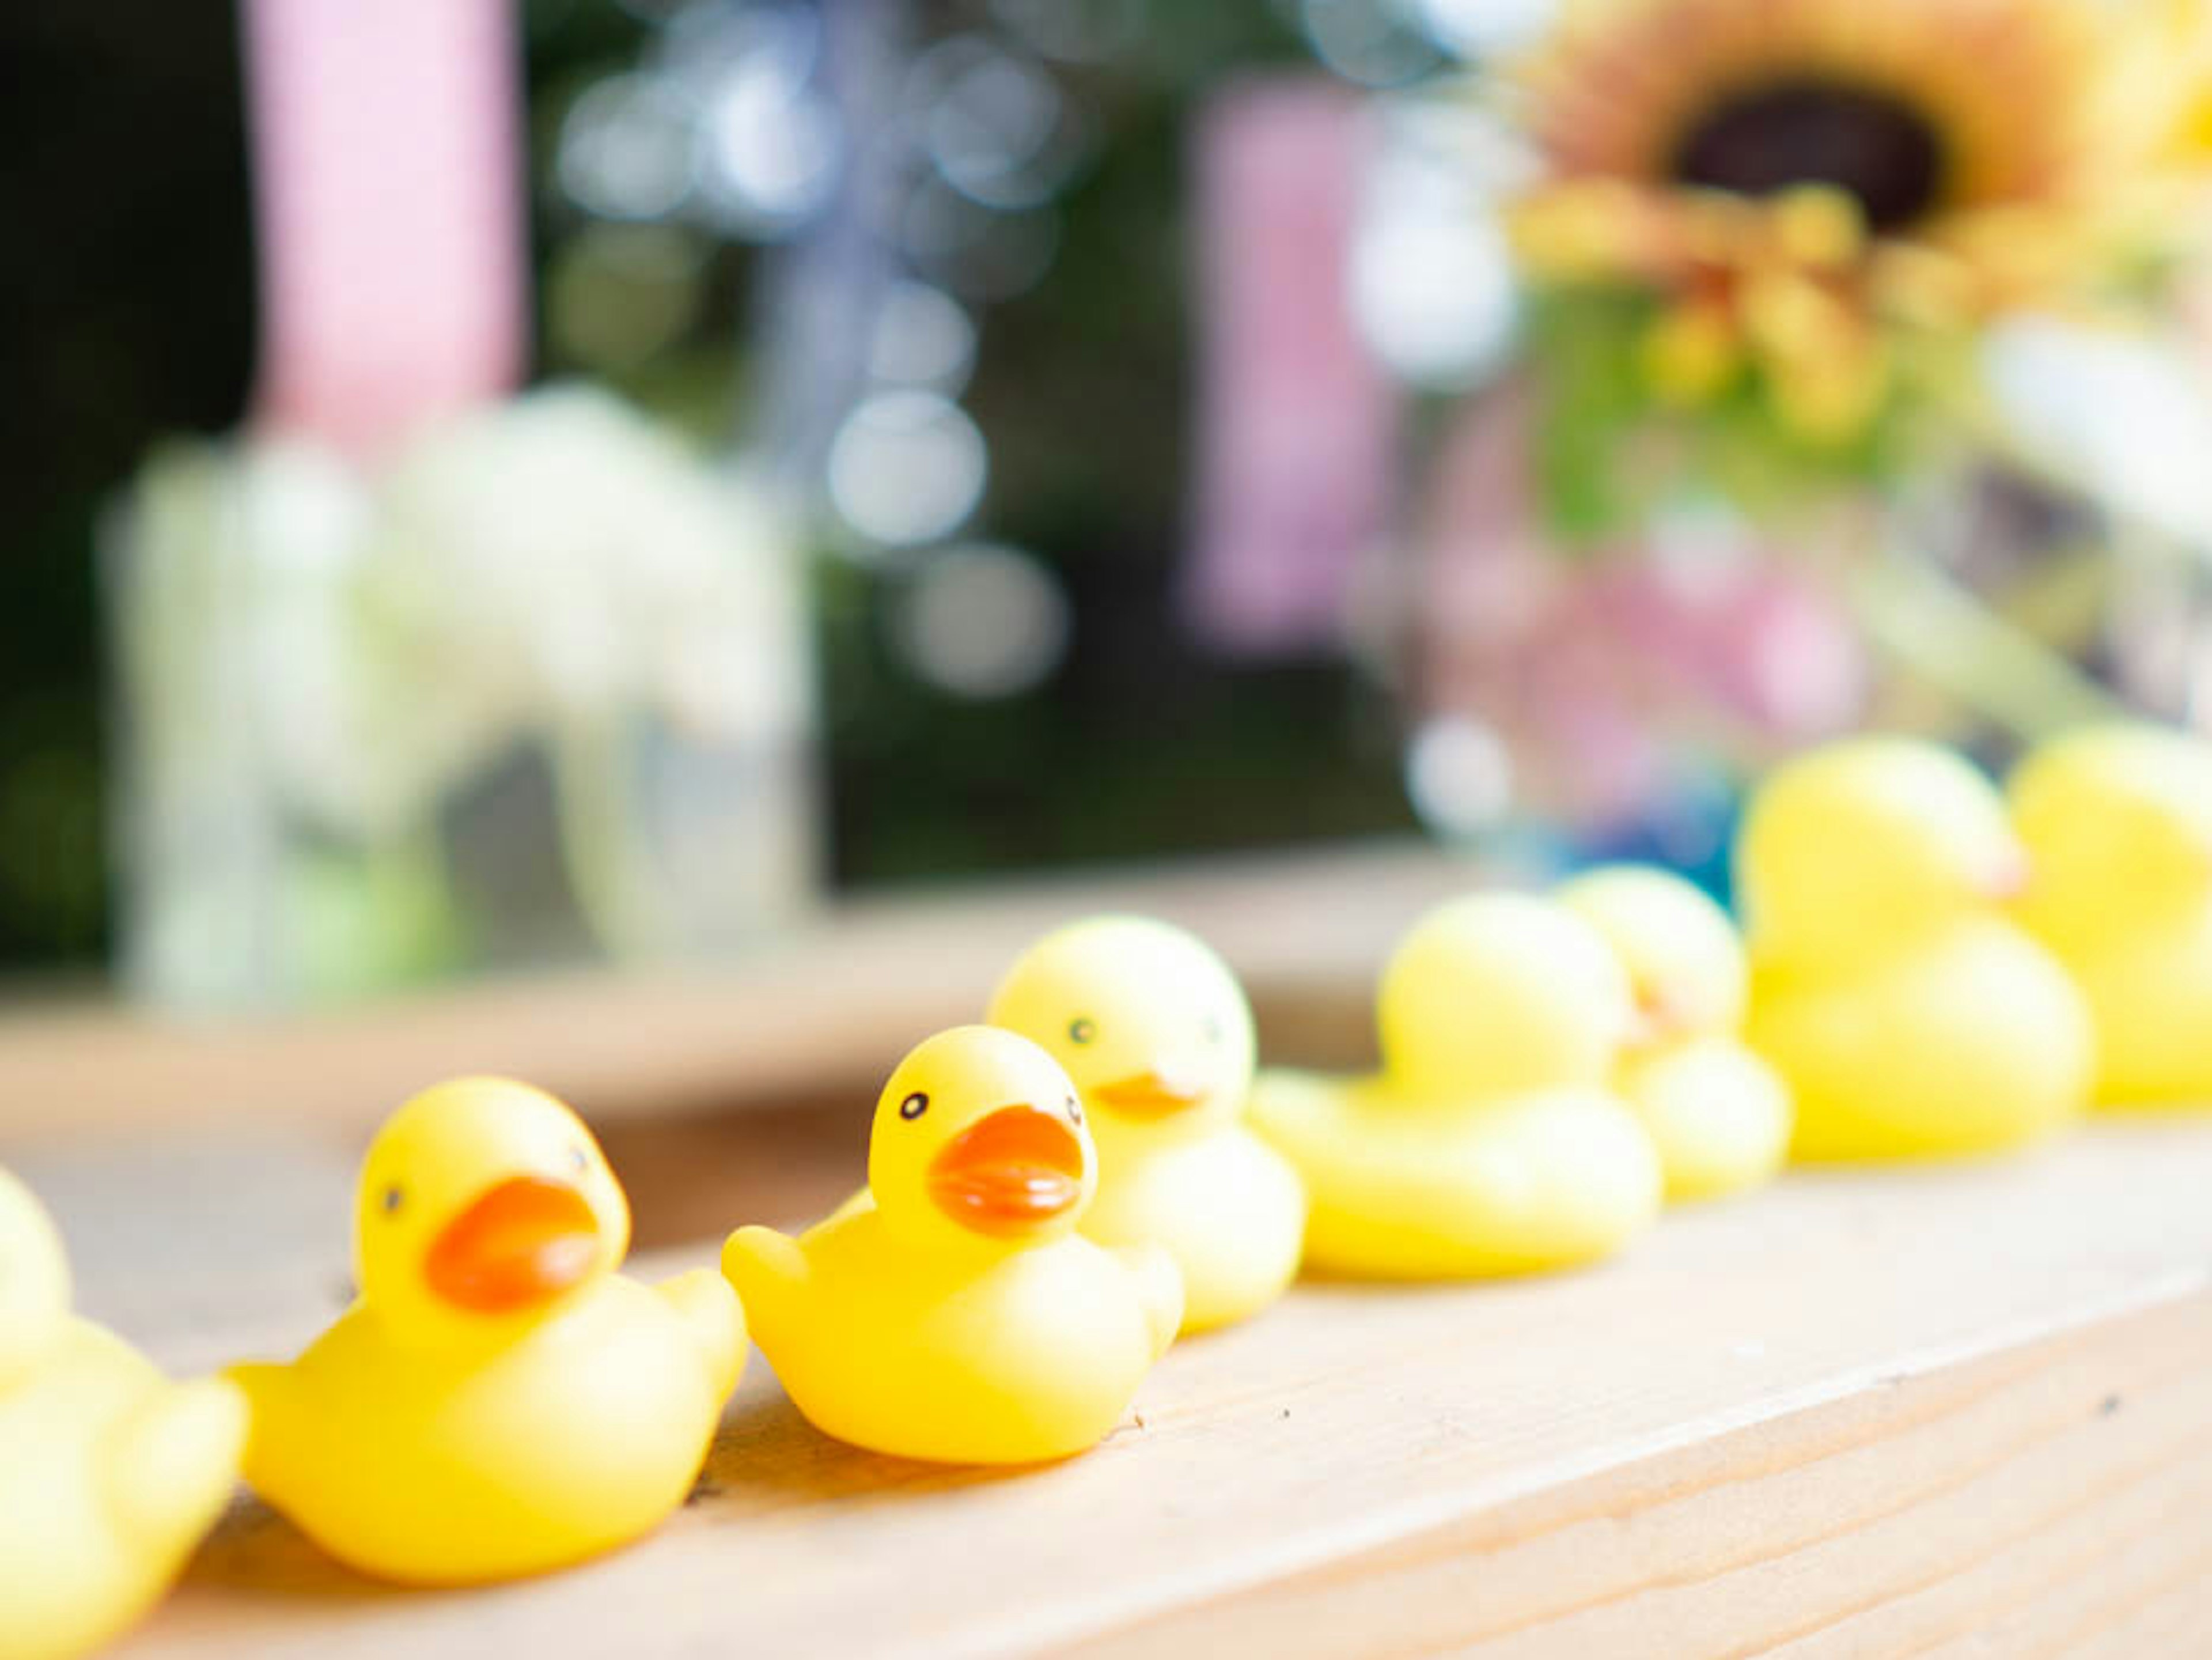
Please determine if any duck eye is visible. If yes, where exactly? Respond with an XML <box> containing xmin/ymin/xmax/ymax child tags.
<box><xmin>380</xmin><ymin>1185</ymin><xmax>404</xmax><ymax>1216</ymax></box>
<box><xmin>1069</xmin><ymin>1017</ymin><xmax>1096</xmax><ymax>1045</ymax></box>
<box><xmin>1066</xmin><ymin>1095</ymin><xmax>1083</xmax><ymax>1124</ymax></box>
<box><xmin>900</xmin><ymin>1092</ymin><xmax>929</xmax><ymax>1121</ymax></box>
<box><xmin>1203</xmin><ymin>1015</ymin><xmax>1225</xmax><ymax>1045</ymax></box>
<box><xmin>567</xmin><ymin>1146</ymin><xmax>590</xmax><ymax>1175</ymax></box>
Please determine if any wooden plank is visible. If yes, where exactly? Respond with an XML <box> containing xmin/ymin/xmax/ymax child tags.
<box><xmin>0</xmin><ymin>841</ymin><xmax>1480</xmax><ymax>1148</ymax></box>
<box><xmin>67</xmin><ymin>1117</ymin><xmax>2212</xmax><ymax>1659</ymax></box>
<box><xmin>1073</xmin><ymin>1298</ymin><xmax>2212</xmax><ymax>1657</ymax></box>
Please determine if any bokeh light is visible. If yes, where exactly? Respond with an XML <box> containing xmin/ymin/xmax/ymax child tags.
<box><xmin>547</xmin><ymin>224</ymin><xmax>709</xmax><ymax>370</ymax></box>
<box><xmin>1415</xmin><ymin>0</ymin><xmax>1556</xmax><ymax>58</ymax></box>
<box><xmin>1300</xmin><ymin>0</ymin><xmax>1444</xmax><ymax>88</ymax></box>
<box><xmin>868</xmin><ymin>281</ymin><xmax>979</xmax><ymax>395</ymax></box>
<box><xmin>896</xmin><ymin>543</ymin><xmax>1072</xmax><ymax>698</ymax></box>
<box><xmin>691</xmin><ymin>5</ymin><xmax>842</xmax><ymax>236</ymax></box>
<box><xmin>915</xmin><ymin>35</ymin><xmax>1089</xmax><ymax>212</ymax></box>
<box><xmin>555</xmin><ymin>72</ymin><xmax>702</xmax><ymax>222</ymax></box>
<box><xmin>826</xmin><ymin>390</ymin><xmax>990</xmax><ymax>548</ymax></box>
<box><xmin>1352</xmin><ymin>194</ymin><xmax>1517</xmax><ymax>388</ymax></box>
<box><xmin>1404</xmin><ymin>714</ymin><xmax>1514</xmax><ymax>837</ymax></box>
<box><xmin>902</xmin><ymin>179</ymin><xmax>1062</xmax><ymax>302</ymax></box>
<box><xmin>987</xmin><ymin>0</ymin><xmax>1146</xmax><ymax>64</ymax></box>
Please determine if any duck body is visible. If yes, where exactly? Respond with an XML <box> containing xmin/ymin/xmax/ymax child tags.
<box><xmin>1250</xmin><ymin>893</ymin><xmax>1663</xmax><ymax>1280</ymax></box>
<box><xmin>1251</xmin><ymin>1074</ymin><xmax>1658</xmax><ymax>1277</ymax></box>
<box><xmin>232</xmin><ymin>1270</ymin><xmax>739</xmax><ymax>1585</ymax></box>
<box><xmin>0</xmin><ymin>1322</ymin><xmax>245</xmax><ymax>1660</ymax></box>
<box><xmin>0</xmin><ymin>1164</ymin><xmax>245</xmax><ymax>1660</ymax></box>
<box><xmin>987</xmin><ymin>915</ymin><xmax>1304</xmax><ymax>1334</ymax></box>
<box><xmin>725</xmin><ymin>1026</ymin><xmax>1179</xmax><ymax>1465</ymax></box>
<box><xmin>1559</xmin><ymin>865</ymin><xmax>1791</xmax><ymax>1201</ymax></box>
<box><xmin>1740</xmin><ymin>737</ymin><xmax>2093</xmax><ymax>1159</ymax></box>
<box><xmin>228</xmin><ymin>1077</ymin><xmax>743</xmax><ymax>1585</ymax></box>
<box><xmin>2044</xmin><ymin>921</ymin><xmax>2212</xmax><ymax>1106</ymax></box>
<box><xmin>1082</xmin><ymin>1125</ymin><xmax>1303</xmax><ymax>1333</ymax></box>
<box><xmin>727</xmin><ymin>1205</ymin><xmax>1175</xmax><ymax>1464</ymax></box>
<box><xmin>2010</xmin><ymin>724</ymin><xmax>2212</xmax><ymax>1108</ymax></box>
<box><xmin>1749</xmin><ymin>917</ymin><xmax>2092</xmax><ymax>1159</ymax></box>
<box><xmin>1615</xmin><ymin>1035</ymin><xmax>1791</xmax><ymax>1200</ymax></box>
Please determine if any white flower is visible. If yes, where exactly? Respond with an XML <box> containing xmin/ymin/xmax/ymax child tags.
<box><xmin>1984</xmin><ymin>317</ymin><xmax>2212</xmax><ymax>550</ymax></box>
<box><xmin>123</xmin><ymin>385</ymin><xmax>812</xmax><ymax>842</ymax></box>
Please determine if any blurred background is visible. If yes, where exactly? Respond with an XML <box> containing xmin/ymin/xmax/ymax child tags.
<box><xmin>7</xmin><ymin>0</ymin><xmax>2212</xmax><ymax>1012</ymax></box>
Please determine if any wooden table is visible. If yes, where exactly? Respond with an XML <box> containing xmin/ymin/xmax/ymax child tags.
<box><xmin>6</xmin><ymin>845</ymin><xmax>2210</xmax><ymax>1655</ymax></box>
<box><xmin>7</xmin><ymin>1114</ymin><xmax>2203</xmax><ymax>1658</ymax></box>
<box><xmin>0</xmin><ymin>841</ymin><xmax>1484</xmax><ymax>1148</ymax></box>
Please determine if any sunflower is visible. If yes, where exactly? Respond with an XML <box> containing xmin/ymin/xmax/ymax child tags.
<box><xmin>1506</xmin><ymin>0</ymin><xmax>2206</xmax><ymax>443</ymax></box>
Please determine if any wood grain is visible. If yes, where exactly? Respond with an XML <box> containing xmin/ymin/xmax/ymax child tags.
<box><xmin>0</xmin><ymin>841</ymin><xmax>1480</xmax><ymax>1148</ymax></box>
<box><xmin>1073</xmin><ymin>1297</ymin><xmax>2212</xmax><ymax>1658</ymax></box>
<box><xmin>56</xmin><ymin>1117</ymin><xmax>2212</xmax><ymax>1659</ymax></box>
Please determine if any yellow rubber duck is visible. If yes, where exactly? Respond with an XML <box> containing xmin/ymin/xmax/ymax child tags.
<box><xmin>228</xmin><ymin>1077</ymin><xmax>744</xmax><ymax>1585</ymax></box>
<box><xmin>724</xmin><ymin>1026</ymin><xmax>1181</xmax><ymax>1465</ymax></box>
<box><xmin>1558</xmin><ymin>865</ymin><xmax>1793</xmax><ymax>1201</ymax></box>
<box><xmin>0</xmin><ymin>1165</ymin><xmax>246</xmax><ymax>1660</ymax></box>
<box><xmin>2011</xmin><ymin>723</ymin><xmax>2212</xmax><ymax>1107</ymax></box>
<box><xmin>1249</xmin><ymin>893</ymin><xmax>1663</xmax><ymax>1278</ymax></box>
<box><xmin>985</xmin><ymin>916</ymin><xmax>1304</xmax><ymax>1334</ymax></box>
<box><xmin>1740</xmin><ymin>736</ymin><xmax>2093</xmax><ymax>1159</ymax></box>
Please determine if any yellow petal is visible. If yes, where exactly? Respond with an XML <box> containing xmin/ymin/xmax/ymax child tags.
<box><xmin>1767</xmin><ymin>186</ymin><xmax>1867</xmax><ymax>271</ymax></box>
<box><xmin>1869</xmin><ymin>242</ymin><xmax>1980</xmax><ymax>330</ymax></box>
<box><xmin>1740</xmin><ymin>269</ymin><xmax>1858</xmax><ymax>359</ymax></box>
<box><xmin>1510</xmin><ymin>184</ymin><xmax>1652</xmax><ymax>281</ymax></box>
<box><xmin>1764</xmin><ymin>334</ymin><xmax>1892</xmax><ymax>444</ymax></box>
<box><xmin>1641</xmin><ymin>302</ymin><xmax>1741</xmax><ymax>404</ymax></box>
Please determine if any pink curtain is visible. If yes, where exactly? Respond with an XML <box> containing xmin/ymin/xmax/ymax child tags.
<box><xmin>240</xmin><ymin>0</ymin><xmax>527</xmax><ymax>455</ymax></box>
<box><xmin>1181</xmin><ymin>80</ymin><xmax>1397</xmax><ymax>657</ymax></box>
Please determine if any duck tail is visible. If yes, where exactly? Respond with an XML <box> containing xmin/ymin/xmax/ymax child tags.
<box><xmin>1118</xmin><ymin>1243</ymin><xmax>1185</xmax><ymax>1358</ymax></box>
<box><xmin>656</xmin><ymin>1267</ymin><xmax>748</xmax><ymax>1402</ymax></box>
<box><xmin>105</xmin><ymin>1375</ymin><xmax>248</xmax><ymax>1546</ymax></box>
<box><xmin>719</xmin><ymin>1226</ymin><xmax>806</xmax><ymax>1347</ymax></box>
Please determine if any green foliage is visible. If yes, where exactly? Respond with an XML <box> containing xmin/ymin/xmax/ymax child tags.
<box><xmin>1683</xmin><ymin>377</ymin><xmax>1898</xmax><ymax>523</ymax></box>
<box><xmin>1527</xmin><ymin>290</ymin><xmax>1656</xmax><ymax>546</ymax></box>
<box><xmin>1527</xmin><ymin>287</ymin><xmax>1913</xmax><ymax>545</ymax></box>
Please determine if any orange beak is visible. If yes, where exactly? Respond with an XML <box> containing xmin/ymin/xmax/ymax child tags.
<box><xmin>1980</xmin><ymin>849</ymin><xmax>2031</xmax><ymax>904</ymax></box>
<box><xmin>1625</xmin><ymin>984</ymin><xmax>1676</xmax><ymax>1049</ymax></box>
<box><xmin>927</xmin><ymin>1107</ymin><xmax>1086</xmax><ymax>1236</ymax></box>
<box><xmin>1090</xmin><ymin>1068</ymin><xmax>1209</xmax><ymax>1118</ymax></box>
<box><xmin>425</xmin><ymin>1176</ymin><xmax>602</xmax><ymax>1314</ymax></box>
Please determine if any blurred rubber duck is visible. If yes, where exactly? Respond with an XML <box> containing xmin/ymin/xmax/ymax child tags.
<box><xmin>1559</xmin><ymin>866</ymin><xmax>1792</xmax><ymax>1201</ymax></box>
<box><xmin>1740</xmin><ymin>736</ymin><xmax>2093</xmax><ymax>1158</ymax></box>
<box><xmin>724</xmin><ymin>1027</ymin><xmax>1181</xmax><ymax>1464</ymax></box>
<box><xmin>228</xmin><ymin>1078</ymin><xmax>744</xmax><ymax>1585</ymax></box>
<box><xmin>986</xmin><ymin>916</ymin><xmax>1303</xmax><ymax>1334</ymax></box>
<box><xmin>2010</xmin><ymin>723</ymin><xmax>2212</xmax><ymax>1107</ymax></box>
<box><xmin>1249</xmin><ymin>893</ymin><xmax>1662</xmax><ymax>1277</ymax></box>
<box><xmin>0</xmin><ymin>1165</ymin><xmax>246</xmax><ymax>1660</ymax></box>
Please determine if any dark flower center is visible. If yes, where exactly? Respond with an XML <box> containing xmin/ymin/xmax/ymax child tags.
<box><xmin>1671</xmin><ymin>80</ymin><xmax>1944</xmax><ymax>231</ymax></box>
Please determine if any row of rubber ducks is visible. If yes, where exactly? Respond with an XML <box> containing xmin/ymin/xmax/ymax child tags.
<box><xmin>6</xmin><ymin>724</ymin><xmax>2211</xmax><ymax>1658</ymax></box>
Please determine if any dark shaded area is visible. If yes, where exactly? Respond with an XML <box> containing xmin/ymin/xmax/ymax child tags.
<box><xmin>824</xmin><ymin>69</ymin><xmax>1413</xmax><ymax>883</ymax></box>
<box><xmin>0</xmin><ymin>5</ymin><xmax>257</xmax><ymax>966</ymax></box>
<box><xmin>1</xmin><ymin>0</ymin><xmax>1414</xmax><ymax>973</ymax></box>
<box><xmin>1673</xmin><ymin>79</ymin><xmax>1944</xmax><ymax>230</ymax></box>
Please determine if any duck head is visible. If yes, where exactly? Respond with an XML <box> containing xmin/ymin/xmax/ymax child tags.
<box><xmin>1738</xmin><ymin>737</ymin><xmax>2030</xmax><ymax>967</ymax></box>
<box><xmin>0</xmin><ymin>1166</ymin><xmax>70</xmax><ymax>1392</ymax></box>
<box><xmin>355</xmin><ymin>1078</ymin><xmax>630</xmax><ymax>1339</ymax></box>
<box><xmin>1559</xmin><ymin>865</ymin><xmax>1748</xmax><ymax>1052</ymax></box>
<box><xmin>987</xmin><ymin>916</ymin><xmax>1256</xmax><ymax>1149</ymax></box>
<box><xmin>868</xmin><ymin>1026</ymin><xmax>1097</xmax><ymax>1254</ymax></box>
<box><xmin>2011</xmin><ymin>724</ymin><xmax>2212</xmax><ymax>947</ymax></box>
<box><xmin>1378</xmin><ymin>892</ymin><xmax>1636</xmax><ymax>1101</ymax></box>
